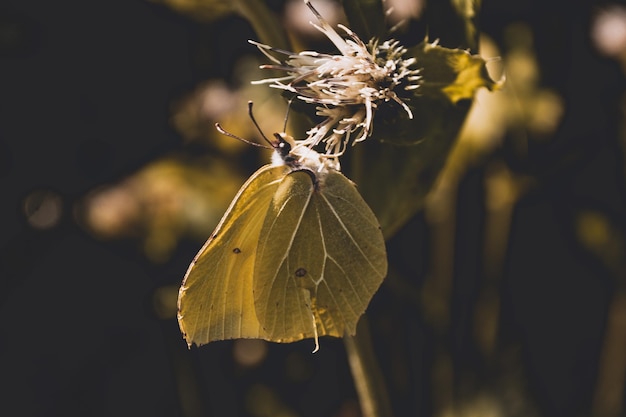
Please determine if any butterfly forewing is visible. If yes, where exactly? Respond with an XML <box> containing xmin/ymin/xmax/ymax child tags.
<box><xmin>177</xmin><ymin>164</ymin><xmax>289</xmax><ymax>347</ymax></box>
<box><xmin>253</xmin><ymin>171</ymin><xmax>320</xmax><ymax>342</ymax></box>
<box><xmin>254</xmin><ymin>170</ymin><xmax>387</xmax><ymax>342</ymax></box>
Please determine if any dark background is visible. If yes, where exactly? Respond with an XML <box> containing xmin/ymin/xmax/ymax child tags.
<box><xmin>1</xmin><ymin>0</ymin><xmax>626</xmax><ymax>416</ymax></box>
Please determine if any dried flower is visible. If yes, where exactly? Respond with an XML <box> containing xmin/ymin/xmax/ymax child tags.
<box><xmin>251</xmin><ymin>0</ymin><xmax>421</xmax><ymax>160</ymax></box>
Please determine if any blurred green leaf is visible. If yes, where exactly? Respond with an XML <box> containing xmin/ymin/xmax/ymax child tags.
<box><xmin>423</xmin><ymin>0</ymin><xmax>479</xmax><ymax>51</ymax></box>
<box><xmin>349</xmin><ymin>99</ymin><xmax>470</xmax><ymax>238</ymax></box>
<box><xmin>150</xmin><ymin>0</ymin><xmax>289</xmax><ymax>51</ymax></box>
<box><xmin>451</xmin><ymin>0</ymin><xmax>480</xmax><ymax>51</ymax></box>
<box><xmin>237</xmin><ymin>0</ymin><xmax>290</xmax><ymax>51</ymax></box>
<box><xmin>340</xmin><ymin>0</ymin><xmax>386</xmax><ymax>41</ymax></box>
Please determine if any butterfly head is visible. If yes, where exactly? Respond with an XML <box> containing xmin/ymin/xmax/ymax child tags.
<box><xmin>272</xmin><ymin>133</ymin><xmax>295</xmax><ymax>164</ymax></box>
<box><xmin>215</xmin><ymin>102</ymin><xmax>338</xmax><ymax>174</ymax></box>
<box><xmin>271</xmin><ymin>133</ymin><xmax>334</xmax><ymax>175</ymax></box>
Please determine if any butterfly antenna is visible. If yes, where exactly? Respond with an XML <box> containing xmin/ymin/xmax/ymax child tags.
<box><xmin>247</xmin><ymin>101</ymin><xmax>275</xmax><ymax>148</ymax></box>
<box><xmin>214</xmin><ymin>122</ymin><xmax>269</xmax><ymax>149</ymax></box>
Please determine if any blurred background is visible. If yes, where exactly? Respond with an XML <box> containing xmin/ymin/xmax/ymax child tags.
<box><xmin>1</xmin><ymin>0</ymin><xmax>626</xmax><ymax>416</ymax></box>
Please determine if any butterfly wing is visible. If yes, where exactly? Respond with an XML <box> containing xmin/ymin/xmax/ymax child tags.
<box><xmin>177</xmin><ymin>164</ymin><xmax>289</xmax><ymax>347</ymax></box>
<box><xmin>254</xmin><ymin>170</ymin><xmax>387</xmax><ymax>342</ymax></box>
<box><xmin>310</xmin><ymin>171</ymin><xmax>388</xmax><ymax>335</ymax></box>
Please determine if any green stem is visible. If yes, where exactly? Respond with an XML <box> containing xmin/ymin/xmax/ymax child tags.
<box><xmin>343</xmin><ymin>317</ymin><xmax>394</xmax><ymax>417</ymax></box>
<box><xmin>234</xmin><ymin>0</ymin><xmax>290</xmax><ymax>51</ymax></box>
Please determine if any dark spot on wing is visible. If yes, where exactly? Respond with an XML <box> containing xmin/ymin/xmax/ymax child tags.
<box><xmin>233</xmin><ymin>247</ymin><xmax>241</xmax><ymax>254</ymax></box>
<box><xmin>295</xmin><ymin>267</ymin><xmax>307</xmax><ymax>277</ymax></box>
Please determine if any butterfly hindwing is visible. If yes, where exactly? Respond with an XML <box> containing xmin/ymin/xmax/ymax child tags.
<box><xmin>312</xmin><ymin>171</ymin><xmax>388</xmax><ymax>335</ymax></box>
<box><xmin>253</xmin><ymin>169</ymin><xmax>387</xmax><ymax>342</ymax></box>
<box><xmin>177</xmin><ymin>164</ymin><xmax>289</xmax><ymax>347</ymax></box>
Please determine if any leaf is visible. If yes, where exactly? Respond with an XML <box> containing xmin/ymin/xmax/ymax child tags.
<box><xmin>340</xmin><ymin>0</ymin><xmax>386</xmax><ymax>41</ymax></box>
<box><xmin>151</xmin><ymin>0</ymin><xmax>290</xmax><ymax>51</ymax></box>
<box><xmin>370</xmin><ymin>40</ymin><xmax>500</xmax><ymax>146</ymax></box>
<box><xmin>352</xmin><ymin>42</ymin><xmax>499</xmax><ymax>235</ymax></box>
<box><xmin>451</xmin><ymin>0</ymin><xmax>481</xmax><ymax>50</ymax></box>
<box><xmin>422</xmin><ymin>0</ymin><xmax>480</xmax><ymax>51</ymax></box>
<box><xmin>349</xmin><ymin>99</ymin><xmax>471</xmax><ymax>238</ymax></box>
<box><xmin>236</xmin><ymin>0</ymin><xmax>290</xmax><ymax>51</ymax></box>
<box><xmin>415</xmin><ymin>40</ymin><xmax>499</xmax><ymax>103</ymax></box>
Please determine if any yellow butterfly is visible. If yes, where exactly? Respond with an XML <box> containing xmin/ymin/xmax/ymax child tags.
<box><xmin>177</xmin><ymin>108</ymin><xmax>387</xmax><ymax>351</ymax></box>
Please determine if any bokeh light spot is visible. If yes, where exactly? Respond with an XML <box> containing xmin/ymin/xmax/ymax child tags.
<box><xmin>23</xmin><ymin>189</ymin><xmax>63</xmax><ymax>229</ymax></box>
<box><xmin>592</xmin><ymin>6</ymin><xmax>626</xmax><ymax>57</ymax></box>
<box><xmin>233</xmin><ymin>339</ymin><xmax>268</xmax><ymax>367</ymax></box>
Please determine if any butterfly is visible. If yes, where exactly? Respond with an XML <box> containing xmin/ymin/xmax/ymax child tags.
<box><xmin>177</xmin><ymin>104</ymin><xmax>387</xmax><ymax>351</ymax></box>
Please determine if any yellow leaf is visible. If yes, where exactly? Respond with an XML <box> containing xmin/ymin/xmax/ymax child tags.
<box><xmin>442</xmin><ymin>50</ymin><xmax>499</xmax><ymax>103</ymax></box>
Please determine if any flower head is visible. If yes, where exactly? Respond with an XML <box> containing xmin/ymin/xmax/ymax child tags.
<box><xmin>251</xmin><ymin>0</ymin><xmax>421</xmax><ymax>160</ymax></box>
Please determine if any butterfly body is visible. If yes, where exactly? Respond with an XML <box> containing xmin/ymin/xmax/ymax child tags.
<box><xmin>177</xmin><ymin>135</ymin><xmax>387</xmax><ymax>348</ymax></box>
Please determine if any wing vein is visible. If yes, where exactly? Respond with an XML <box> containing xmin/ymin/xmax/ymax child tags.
<box><xmin>321</xmin><ymin>206</ymin><xmax>351</xmax><ymax>327</ymax></box>
<box><xmin>263</xmin><ymin>190</ymin><xmax>314</xmax><ymax>332</ymax></box>
<box><xmin>320</xmin><ymin>192</ymin><xmax>384</xmax><ymax>277</ymax></box>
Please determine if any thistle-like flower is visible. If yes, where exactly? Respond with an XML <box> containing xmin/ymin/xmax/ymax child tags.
<box><xmin>251</xmin><ymin>0</ymin><xmax>421</xmax><ymax>159</ymax></box>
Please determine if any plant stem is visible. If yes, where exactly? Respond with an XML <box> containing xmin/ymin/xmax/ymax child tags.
<box><xmin>344</xmin><ymin>318</ymin><xmax>394</xmax><ymax>417</ymax></box>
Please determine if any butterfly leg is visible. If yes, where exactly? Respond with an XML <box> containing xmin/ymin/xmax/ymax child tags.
<box><xmin>311</xmin><ymin>311</ymin><xmax>320</xmax><ymax>353</ymax></box>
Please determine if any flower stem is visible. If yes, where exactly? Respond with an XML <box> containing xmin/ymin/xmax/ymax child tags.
<box><xmin>344</xmin><ymin>318</ymin><xmax>394</xmax><ymax>417</ymax></box>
